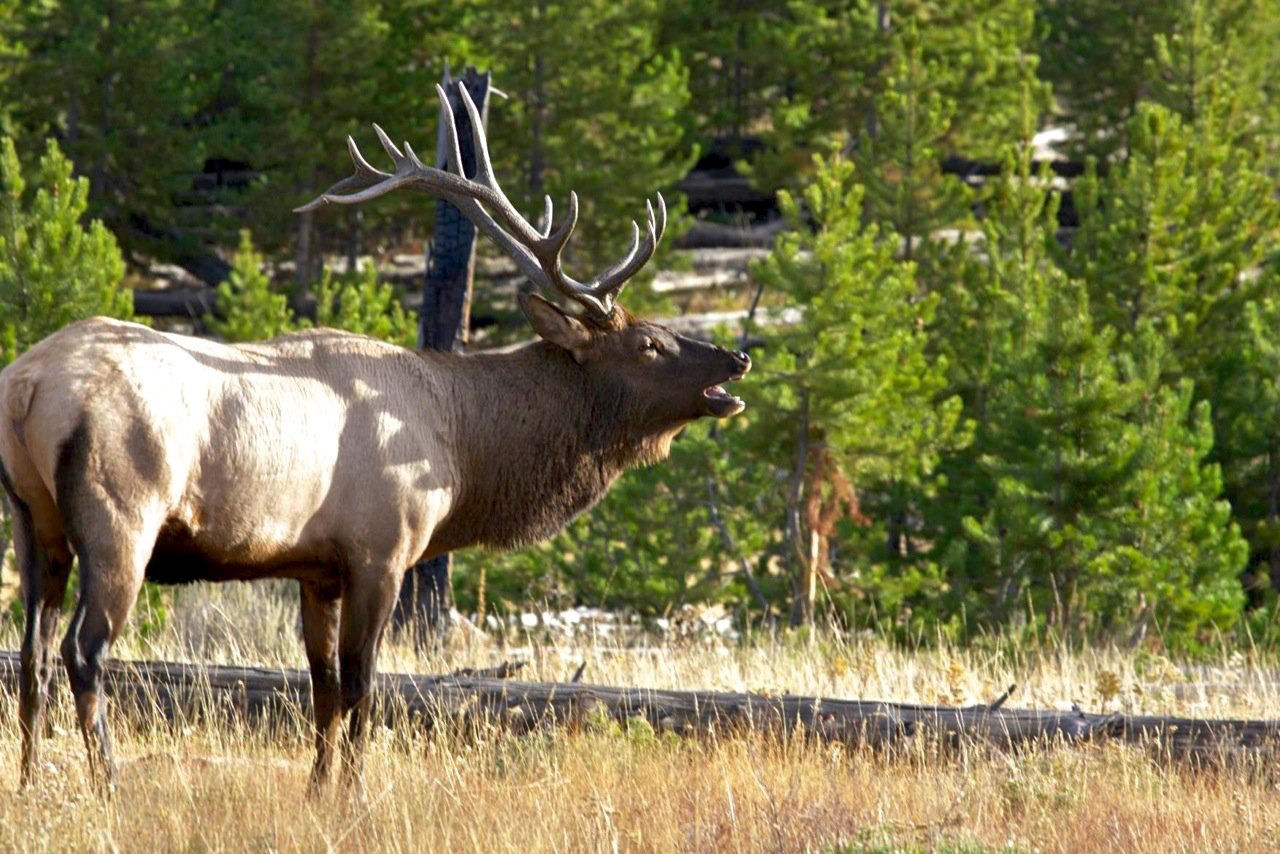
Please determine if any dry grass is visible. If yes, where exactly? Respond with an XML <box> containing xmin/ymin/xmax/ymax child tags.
<box><xmin>1</xmin><ymin>583</ymin><xmax>1279</xmax><ymax>852</ymax></box>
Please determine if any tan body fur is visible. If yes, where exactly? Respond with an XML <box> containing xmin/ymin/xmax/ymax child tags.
<box><xmin>3</xmin><ymin>309</ymin><xmax>749</xmax><ymax>790</ymax></box>
<box><xmin>4</xmin><ymin>319</ymin><xmax>450</xmax><ymax>584</ymax></box>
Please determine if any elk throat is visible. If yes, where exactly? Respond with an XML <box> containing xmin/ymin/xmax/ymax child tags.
<box><xmin>425</xmin><ymin>345</ymin><xmax>678</xmax><ymax>554</ymax></box>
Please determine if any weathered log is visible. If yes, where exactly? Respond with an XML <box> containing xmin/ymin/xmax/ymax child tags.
<box><xmin>674</xmin><ymin>171</ymin><xmax>775</xmax><ymax>208</ymax></box>
<box><xmin>132</xmin><ymin>287</ymin><xmax>219</xmax><ymax>319</ymax></box>
<box><xmin>1</xmin><ymin>651</ymin><xmax>1275</xmax><ymax>767</ymax></box>
<box><xmin>652</xmin><ymin>248</ymin><xmax>768</xmax><ymax>294</ymax></box>
<box><xmin>658</xmin><ymin>307</ymin><xmax>801</xmax><ymax>337</ymax></box>
<box><xmin>120</xmin><ymin>220</ymin><xmax>234</xmax><ymax>287</ymax></box>
<box><xmin>674</xmin><ymin>220</ymin><xmax>786</xmax><ymax>249</ymax></box>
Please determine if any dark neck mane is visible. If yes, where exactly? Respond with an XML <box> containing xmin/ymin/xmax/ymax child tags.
<box><xmin>424</xmin><ymin>342</ymin><xmax>676</xmax><ymax>555</ymax></box>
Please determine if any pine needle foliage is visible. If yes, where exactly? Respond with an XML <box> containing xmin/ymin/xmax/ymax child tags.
<box><xmin>0</xmin><ymin>136</ymin><xmax>132</xmax><ymax>364</ymax></box>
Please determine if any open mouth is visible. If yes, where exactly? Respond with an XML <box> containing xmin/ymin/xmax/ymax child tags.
<box><xmin>702</xmin><ymin>382</ymin><xmax>745</xmax><ymax>416</ymax></box>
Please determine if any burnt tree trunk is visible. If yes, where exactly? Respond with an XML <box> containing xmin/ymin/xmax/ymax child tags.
<box><xmin>2</xmin><ymin>651</ymin><xmax>1276</xmax><ymax>769</ymax></box>
<box><xmin>393</xmin><ymin>67</ymin><xmax>491</xmax><ymax>646</ymax></box>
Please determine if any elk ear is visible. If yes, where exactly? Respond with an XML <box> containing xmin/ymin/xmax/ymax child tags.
<box><xmin>519</xmin><ymin>292</ymin><xmax>593</xmax><ymax>356</ymax></box>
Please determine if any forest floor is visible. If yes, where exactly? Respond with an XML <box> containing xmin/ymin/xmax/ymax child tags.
<box><xmin>1</xmin><ymin>582</ymin><xmax>1278</xmax><ymax>852</ymax></box>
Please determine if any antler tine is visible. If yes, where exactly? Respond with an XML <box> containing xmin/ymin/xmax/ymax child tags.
<box><xmin>532</xmin><ymin>190</ymin><xmax>607</xmax><ymax>306</ymax></box>
<box><xmin>434</xmin><ymin>80</ymin><xmax>553</xmax><ymax>252</ymax></box>
<box><xmin>448</xmin><ymin>79</ymin><xmax>605</xmax><ymax>312</ymax></box>
<box><xmin>348</xmin><ymin>135</ymin><xmax>389</xmax><ymax>181</ymax></box>
<box><xmin>435</xmin><ymin>83</ymin><xmax>467</xmax><ymax>177</ymax></box>
<box><xmin>295</xmin><ymin>135</ymin><xmax>393</xmax><ymax>212</ymax></box>
<box><xmin>591</xmin><ymin>221</ymin><xmax>642</xmax><ymax>289</ymax></box>
<box><xmin>544</xmin><ymin>191</ymin><xmax>578</xmax><ymax>260</ymax></box>
<box><xmin>455</xmin><ymin>80</ymin><xmax>496</xmax><ymax>184</ymax></box>
<box><xmin>587</xmin><ymin>193</ymin><xmax>667</xmax><ymax>300</ymax></box>
<box><xmin>451</xmin><ymin>81</ymin><xmax>556</xmax><ymax>254</ymax></box>
<box><xmin>372</xmin><ymin>124</ymin><xmax>405</xmax><ymax>164</ymax></box>
<box><xmin>539</xmin><ymin>195</ymin><xmax>553</xmax><ymax>238</ymax></box>
<box><xmin>403</xmin><ymin>140</ymin><xmax>427</xmax><ymax>170</ymax></box>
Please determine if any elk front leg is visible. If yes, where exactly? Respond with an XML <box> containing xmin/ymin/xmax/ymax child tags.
<box><xmin>337</xmin><ymin>570</ymin><xmax>400</xmax><ymax>788</ymax></box>
<box><xmin>300</xmin><ymin>579</ymin><xmax>342</xmax><ymax>793</ymax></box>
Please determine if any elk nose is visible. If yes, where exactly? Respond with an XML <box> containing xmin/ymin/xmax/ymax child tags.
<box><xmin>732</xmin><ymin>350</ymin><xmax>751</xmax><ymax>374</ymax></box>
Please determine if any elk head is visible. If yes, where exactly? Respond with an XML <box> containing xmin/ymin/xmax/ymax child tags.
<box><xmin>298</xmin><ymin>81</ymin><xmax>750</xmax><ymax>427</ymax></box>
<box><xmin>520</xmin><ymin>292</ymin><xmax>749</xmax><ymax>428</ymax></box>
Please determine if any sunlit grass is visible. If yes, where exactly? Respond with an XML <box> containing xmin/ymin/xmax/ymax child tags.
<box><xmin>2</xmin><ymin>583</ymin><xmax>1278</xmax><ymax>852</ymax></box>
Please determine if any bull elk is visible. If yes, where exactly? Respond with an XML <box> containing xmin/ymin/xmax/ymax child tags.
<box><xmin>0</xmin><ymin>82</ymin><xmax>749</xmax><ymax>791</ymax></box>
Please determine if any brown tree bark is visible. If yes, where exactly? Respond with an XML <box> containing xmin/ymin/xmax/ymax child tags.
<box><xmin>2</xmin><ymin>651</ymin><xmax>1274</xmax><ymax>768</ymax></box>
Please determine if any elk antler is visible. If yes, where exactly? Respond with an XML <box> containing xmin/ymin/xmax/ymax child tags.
<box><xmin>297</xmin><ymin>82</ymin><xmax>666</xmax><ymax>319</ymax></box>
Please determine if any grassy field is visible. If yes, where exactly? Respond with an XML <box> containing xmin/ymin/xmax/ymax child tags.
<box><xmin>1</xmin><ymin>582</ymin><xmax>1278</xmax><ymax>852</ymax></box>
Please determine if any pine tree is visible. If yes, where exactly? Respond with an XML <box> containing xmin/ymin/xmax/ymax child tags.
<box><xmin>1140</xmin><ymin>3</ymin><xmax>1280</xmax><ymax>604</ymax></box>
<box><xmin>851</xmin><ymin>19</ymin><xmax>974</xmax><ymax>285</ymax></box>
<box><xmin>1036</xmin><ymin>0</ymin><xmax>1180</xmax><ymax>160</ymax></box>
<box><xmin>1211</xmin><ymin>285</ymin><xmax>1280</xmax><ymax>597</ymax></box>
<box><xmin>1065</xmin><ymin>109</ymin><xmax>1198</xmax><ymax>351</ymax></box>
<box><xmin>224</xmin><ymin>0</ymin><xmax>394</xmax><ymax>285</ymax></box>
<box><xmin>749</xmin><ymin>0</ymin><xmax>880</xmax><ymax>190</ymax></box>
<box><xmin>313</xmin><ymin>264</ymin><xmax>418</xmax><ymax>349</ymax></box>
<box><xmin>740</xmin><ymin>153</ymin><xmax>964</xmax><ymax>625</ymax></box>
<box><xmin>1066</xmin><ymin>103</ymin><xmax>1278</xmax><ymax>377</ymax></box>
<box><xmin>212</xmin><ymin>232</ymin><xmax>419</xmax><ymax>347</ymax></box>
<box><xmin>208</xmin><ymin>231</ymin><xmax>295</xmax><ymax>343</ymax></box>
<box><xmin>1108</xmin><ymin>329</ymin><xmax>1246</xmax><ymax>646</ymax></box>
<box><xmin>931</xmin><ymin>122</ymin><xmax>1146</xmax><ymax>633</ymax></box>
<box><xmin>1038</xmin><ymin>0</ymin><xmax>1280</xmax><ymax>160</ymax></box>
<box><xmin>960</xmin><ymin>268</ymin><xmax>1143</xmax><ymax>634</ymax></box>
<box><xmin>929</xmin><ymin>95</ymin><xmax>1055</xmax><ymax>608</ymax></box>
<box><xmin>0</xmin><ymin>0</ymin><xmax>22</xmax><ymax>131</ymax></box>
<box><xmin>1146</xmin><ymin>0</ymin><xmax>1271</xmax><ymax>149</ymax></box>
<box><xmin>754</xmin><ymin>0</ymin><xmax>1038</xmax><ymax>193</ymax></box>
<box><xmin>9</xmin><ymin>0</ymin><xmax>214</xmax><ymax>265</ymax></box>
<box><xmin>948</xmin><ymin>128</ymin><xmax>1247</xmax><ymax>644</ymax></box>
<box><xmin>1066</xmin><ymin>95</ymin><xmax>1280</xmax><ymax>603</ymax></box>
<box><xmin>3</xmin><ymin>0</ymin><xmax>463</xmax><ymax>281</ymax></box>
<box><xmin>656</xmin><ymin>0</ymin><xmax>789</xmax><ymax>146</ymax></box>
<box><xmin>464</xmin><ymin>0</ymin><xmax>694</xmax><ymax>284</ymax></box>
<box><xmin>0</xmin><ymin>136</ymin><xmax>132</xmax><ymax>363</ymax></box>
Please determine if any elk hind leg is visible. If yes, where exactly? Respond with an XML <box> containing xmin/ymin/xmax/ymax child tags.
<box><xmin>61</xmin><ymin>545</ymin><xmax>146</xmax><ymax>792</ymax></box>
<box><xmin>9</xmin><ymin>483</ymin><xmax>72</xmax><ymax>787</ymax></box>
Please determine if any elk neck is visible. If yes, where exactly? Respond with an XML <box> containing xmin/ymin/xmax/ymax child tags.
<box><xmin>422</xmin><ymin>340</ymin><xmax>681</xmax><ymax>554</ymax></box>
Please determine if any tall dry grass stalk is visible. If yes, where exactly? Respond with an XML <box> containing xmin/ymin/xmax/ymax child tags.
<box><xmin>1</xmin><ymin>584</ymin><xmax>1278</xmax><ymax>851</ymax></box>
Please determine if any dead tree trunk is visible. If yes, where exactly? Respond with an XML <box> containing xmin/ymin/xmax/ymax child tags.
<box><xmin>394</xmin><ymin>66</ymin><xmax>491</xmax><ymax>646</ymax></box>
<box><xmin>1</xmin><ymin>651</ymin><xmax>1275</xmax><ymax>768</ymax></box>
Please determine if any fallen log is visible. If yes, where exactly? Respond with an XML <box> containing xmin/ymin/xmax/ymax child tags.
<box><xmin>674</xmin><ymin>171</ymin><xmax>775</xmax><ymax>209</ymax></box>
<box><xmin>674</xmin><ymin>220</ymin><xmax>786</xmax><ymax>249</ymax></box>
<box><xmin>0</xmin><ymin>651</ymin><xmax>1275</xmax><ymax>767</ymax></box>
<box><xmin>132</xmin><ymin>287</ymin><xmax>219</xmax><ymax>319</ymax></box>
<box><xmin>652</xmin><ymin>248</ymin><xmax>769</xmax><ymax>294</ymax></box>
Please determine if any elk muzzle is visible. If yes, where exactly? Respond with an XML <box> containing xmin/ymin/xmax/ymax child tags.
<box><xmin>701</xmin><ymin>348</ymin><xmax>750</xmax><ymax>417</ymax></box>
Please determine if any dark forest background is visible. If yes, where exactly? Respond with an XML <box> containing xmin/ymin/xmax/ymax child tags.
<box><xmin>3</xmin><ymin>1</ymin><xmax>1280</xmax><ymax>649</ymax></box>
